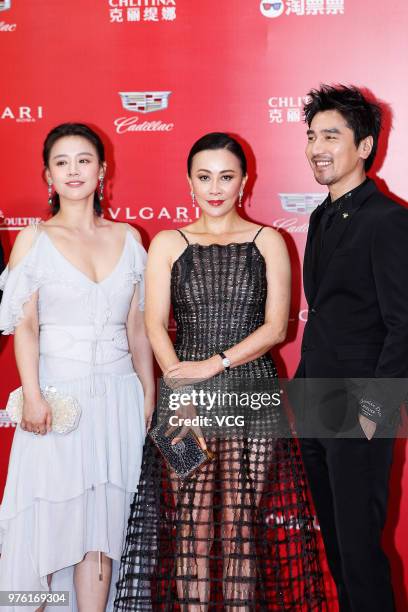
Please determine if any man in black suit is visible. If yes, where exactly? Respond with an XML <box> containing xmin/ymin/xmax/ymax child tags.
<box><xmin>295</xmin><ymin>85</ymin><xmax>408</xmax><ymax>611</ymax></box>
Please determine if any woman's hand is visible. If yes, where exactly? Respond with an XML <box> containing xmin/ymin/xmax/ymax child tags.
<box><xmin>165</xmin><ymin>402</ymin><xmax>207</xmax><ymax>451</ymax></box>
<box><xmin>144</xmin><ymin>396</ymin><xmax>155</xmax><ymax>432</ymax></box>
<box><xmin>164</xmin><ymin>358</ymin><xmax>221</xmax><ymax>389</ymax></box>
<box><xmin>21</xmin><ymin>396</ymin><xmax>52</xmax><ymax>435</ymax></box>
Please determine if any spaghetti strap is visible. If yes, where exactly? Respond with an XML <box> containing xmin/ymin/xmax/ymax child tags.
<box><xmin>253</xmin><ymin>226</ymin><xmax>265</xmax><ymax>242</ymax></box>
<box><xmin>177</xmin><ymin>229</ymin><xmax>190</xmax><ymax>245</ymax></box>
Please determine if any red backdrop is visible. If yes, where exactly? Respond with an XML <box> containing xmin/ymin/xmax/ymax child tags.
<box><xmin>1</xmin><ymin>1</ymin><xmax>407</xmax><ymax>608</ymax></box>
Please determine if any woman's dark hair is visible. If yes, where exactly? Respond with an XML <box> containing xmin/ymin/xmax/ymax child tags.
<box><xmin>303</xmin><ymin>85</ymin><xmax>382</xmax><ymax>172</ymax></box>
<box><xmin>43</xmin><ymin>123</ymin><xmax>105</xmax><ymax>216</ymax></box>
<box><xmin>187</xmin><ymin>132</ymin><xmax>247</xmax><ymax>176</ymax></box>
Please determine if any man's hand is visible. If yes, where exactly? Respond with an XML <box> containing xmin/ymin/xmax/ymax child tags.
<box><xmin>359</xmin><ymin>413</ymin><xmax>377</xmax><ymax>440</ymax></box>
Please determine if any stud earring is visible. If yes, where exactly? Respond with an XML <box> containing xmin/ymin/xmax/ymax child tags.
<box><xmin>191</xmin><ymin>192</ymin><xmax>196</xmax><ymax>207</ymax></box>
<box><xmin>99</xmin><ymin>175</ymin><xmax>104</xmax><ymax>201</ymax></box>
<box><xmin>238</xmin><ymin>190</ymin><xmax>244</xmax><ymax>207</ymax></box>
<box><xmin>48</xmin><ymin>182</ymin><xmax>53</xmax><ymax>206</ymax></box>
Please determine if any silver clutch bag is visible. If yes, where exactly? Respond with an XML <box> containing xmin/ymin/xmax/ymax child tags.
<box><xmin>149</xmin><ymin>421</ymin><xmax>215</xmax><ymax>480</ymax></box>
<box><xmin>6</xmin><ymin>386</ymin><xmax>82</xmax><ymax>434</ymax></box>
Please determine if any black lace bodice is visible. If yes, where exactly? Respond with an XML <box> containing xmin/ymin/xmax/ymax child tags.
<box><xmin>170</xmin><ymin>229</ymin><xmax>277</xmax><ymax>378</ymax></box>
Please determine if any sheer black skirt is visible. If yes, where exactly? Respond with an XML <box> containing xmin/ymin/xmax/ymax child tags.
<box><xmin>114</xmin><ymin>401</ymin><xmax>328</xmax><ymax>610</ymax></box>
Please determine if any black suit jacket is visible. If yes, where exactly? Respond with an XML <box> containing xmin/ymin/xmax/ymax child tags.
<box><xmin>295</xmin><ymin>179</ymin><xmax>408</xmax><ymax>426</ymax></box>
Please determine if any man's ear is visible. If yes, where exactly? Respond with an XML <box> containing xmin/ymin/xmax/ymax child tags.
<box><xmin>359</xmin><ymin>135</ymin><xmax>373</xmax><ymax>162</ymax></box>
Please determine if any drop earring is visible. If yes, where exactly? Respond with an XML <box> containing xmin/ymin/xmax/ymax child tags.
<box><xmin>238</xmin><ymin>190</ymin><xmax>243</xmax><ymax>207</ymax></box>
<box><xmin>48</xmin><ymin>182</ymin><xmax>53</xmax><ymax>206</ymax></box>
<box><xmin>99</xmin><ymin>175</ymin><xmax>104</xmax><ymax>201</ymax></box>
<box><xmin>191</xmin><ymin>191</ymin><xmax>196</xmax><ymax>207</ymax></box>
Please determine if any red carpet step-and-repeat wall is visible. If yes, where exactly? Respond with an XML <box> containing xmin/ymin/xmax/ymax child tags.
<box><xmin>1</xmin><ymin>1</ymin><xmax>408</xmax><ymax>608</ymax></box>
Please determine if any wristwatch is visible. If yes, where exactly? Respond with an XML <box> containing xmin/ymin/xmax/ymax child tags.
<box><xmin>219</xmin><ymin>352</ymin><xmax>231</xmax><ymax>371</ymax></box>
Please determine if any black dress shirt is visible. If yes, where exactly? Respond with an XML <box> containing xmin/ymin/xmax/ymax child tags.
<box><xmin>319</xmin><ymin>178</ymin><xmax>370</xmax><ymax>249</ymax></box>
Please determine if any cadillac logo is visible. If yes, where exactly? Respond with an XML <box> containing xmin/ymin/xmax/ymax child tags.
<box><xmin>279</xmin><ymin>193</ymin><xmax>326</xmax><ymax>214</ymax></box>
<box><xmin>0</xmin><ymin>0</ymin><xmax>11</xmax><ymax>11</ymax></box>
<box><xmin>119</xmin><ymin>91</ymin><xmax>172</xmax><ymax>114</ymax></box>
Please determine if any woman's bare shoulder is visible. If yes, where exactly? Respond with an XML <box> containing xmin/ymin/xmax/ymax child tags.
<box><xmin>122</xmin><ymin>222</ymin><xmax>142</xmax><ymax>243</ymax></box>
<box><xmin>8</xmin><ymin>225</ymin><xmax>41</xmax><ymax>268</ymax></box>
<box><xmin>256</xmin><ymin>226</ymin><xmax>286</xmax><ymax>248</ymax></box>
<box><xmin>149</xmin><ymin>229</ymin><xmax>186</xmax><ymax>248</ymax></box>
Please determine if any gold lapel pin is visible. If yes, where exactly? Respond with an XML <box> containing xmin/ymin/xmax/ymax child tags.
<box><xmin>342</xmin><ymin>213</ymin><xmax>349</xmax><ymax>219</ymax></box>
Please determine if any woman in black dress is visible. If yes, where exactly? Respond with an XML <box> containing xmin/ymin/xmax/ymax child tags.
<box><xmin>115</xmin><ymin>133</ymin><xmax>327</xmax><ymax>610</ymax></box>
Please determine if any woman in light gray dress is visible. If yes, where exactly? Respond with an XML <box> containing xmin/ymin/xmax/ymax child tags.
<box><xmin>0</xmin><ymin>123</ymin><xmax>154</xmax><ymax>612</ymax></box>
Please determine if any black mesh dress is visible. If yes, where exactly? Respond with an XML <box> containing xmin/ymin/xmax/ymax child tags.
<box><xmin>114</xmin><ymin>228</ymin><xmax>327</xmax><ymax>611</ymax></box>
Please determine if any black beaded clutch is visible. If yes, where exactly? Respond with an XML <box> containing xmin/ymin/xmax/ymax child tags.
<box><xmin>149</xmin><ymin>422</ymin><xmax>215</xmax><ymax>480</ymax></box>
